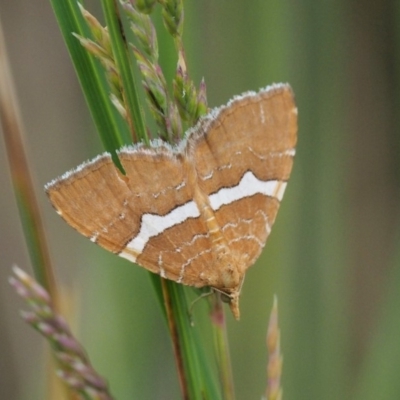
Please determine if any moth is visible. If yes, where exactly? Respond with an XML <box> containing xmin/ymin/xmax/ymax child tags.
<box><xmin>45</xmin><ymin>83</ymin><xmax>297</xmax><ymax>319</ymax></box>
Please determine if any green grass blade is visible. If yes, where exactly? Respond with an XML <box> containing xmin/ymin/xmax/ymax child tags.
<box><xmin>0</xmin><ymin>19</ymin><xmax>58</xmax><ymax>298</ymax></box>
<box><xmin>100</xmin><ymin>0</ymin><xmax>148</xmax><ymax>144</ymax></box>
<box><xmin>211</xmin><ymin>303</ymin><xmax>235</xmax><ymax>400</ymax></box>
<box><xmin>165</xmin><ymin>282</ymin><xmax>222</xmax><ymax>400</ymax></box>
<box><xmin>49</xmin><ymin>0</ymin><xmax>131</xmax><ymax>154</ymax></box>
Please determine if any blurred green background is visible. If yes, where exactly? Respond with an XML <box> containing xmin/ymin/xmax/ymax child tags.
<box><xmin>1</xmin><ymin>0</ymin><xmax>400</xmax><ymax>399</ymax></box>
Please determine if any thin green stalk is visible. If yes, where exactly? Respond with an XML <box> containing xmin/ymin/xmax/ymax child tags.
<box><xmin>100</xmin><ymin>0</ymin><xmax>148</xmax><ymax>144</ymax></box>
<box><xmin>211</xmin><ymin>297</ymin><xmax>236</xmax><ymax>400</ymax></box>
<box><xmin>265</xmin><ymin>296</ymin><xmax>283</xmax><ymax>400</ymax></box>
<box><xmin>165</xmin><ymin>281</ymin><xmax>222</xmax><ymax>400</ymax></box>
<box><xmin>161</xmin><ymin>279</ymin><xmax>190</xmax><ymax>399</ymax></box>
<box><xmin>0</xmin><ymin>15</ymin><xmax>69</xmax><ymax>398</ymax></box>
<box><xmin>0</xmin><ymin>17</ymin><xmax>57</xmax><ymax>303</ymax></box>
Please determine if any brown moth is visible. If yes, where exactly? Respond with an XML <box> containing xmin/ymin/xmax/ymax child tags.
<box><xmin>45</xmin><ymin>83</ymin><xmax>297</xmax><ymax>319</ymax></box>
